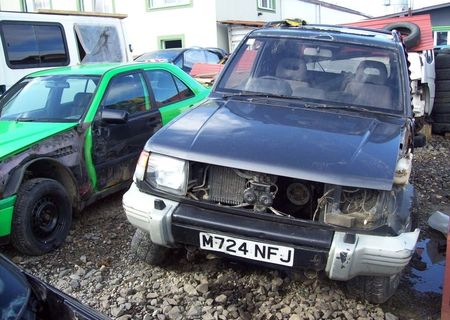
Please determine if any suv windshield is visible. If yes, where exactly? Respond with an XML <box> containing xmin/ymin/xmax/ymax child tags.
<box><xmin>216</xmin><ymin>36</ymin><xmax>403</xmax><ymax>113</ymax></box>
<box><xmin>0</xmin><ymin>75</ymin><xmax>99</xmax><ymax>122</ymax></box>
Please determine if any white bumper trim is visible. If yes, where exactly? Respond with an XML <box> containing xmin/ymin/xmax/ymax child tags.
<box><xmin>326</xmin><ymin>229</ymin><xmax>420</xmax><ymax>280</ymax></box>
<box><xmin>122</xmin><ymin>183</ymin><xmax>178</xmax><ymax>246</ymax></box>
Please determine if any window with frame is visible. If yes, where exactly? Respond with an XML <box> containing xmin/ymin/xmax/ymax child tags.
<box><xmin>25</xmin><ymin>0</ymin><xmax>52</xmax><ymax>12</ymax></box>
<box><xmin>435</xmin><ymin>31</ymin><xmax>449</xmax><ymax>47</ymax></box>
<box><xmin>148</xmin><ymin>0</ymin><xmax>190</xmax><ymax>9</ymax></box>
<box><xmin>145</xmin><ymin>70</ymin><xmax>193</xmax><ymax>107</ymax></box>
<box><xmin>0</xmin><ymin>22</ymin><xmax>68</xmax><ymax>69</ymax></box>
<box><xmin>258</xmin><ymin>0</ymin><xmax>275</xmax><ymax>11</ymax></box>
<box><xmin>61</xmin><ymin>77</ymin><xmax>97</xmax><ymax>104</ymax></box>
<box><xmin>102</xmin><ymin>73</ymin><xmax>149</xmax><ymax>115</ymax></box>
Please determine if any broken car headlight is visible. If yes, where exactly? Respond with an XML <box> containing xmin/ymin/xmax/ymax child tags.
<box><xmin>134</xmin><ymin>151</ymin><xmax>150</xmax><ymax>182</ymax></box>
<box><xmin>145</xmin><ymin>153</ymin><xmax>188</xmax><ymax>195</ymax></box>
<box><xmin>323</xmin><ymin>185</ymin><xmax>395</xmax><ymax>230</ymax></box>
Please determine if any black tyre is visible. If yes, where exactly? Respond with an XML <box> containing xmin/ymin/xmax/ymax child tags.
<box><xmin>436</xmin><ymin>53</ymin><xmax>450</xmax><ymax>66</ymax></box>
<box><xmin>11</xmin><ymin>178</ymin><xmax>72</xmax><ymax>255</ymax></box>
<box><xmin>431</xmin><ymin>102</ymin><xmax>450</xmax><ymax>115</ymax></box>
<box><xmin>413</xmin><ymin>133</ymin><xmax>426</xmax><ymax>148</ymax></box>
<box><xmin>432</xmin><ymin>114</ymin><xmax>450</xmax><ymax>123</ymax></box>
<box><xmin>436</xmin><ymin>80</ymin><xmax>450</xmax><ymax>92</ymax></box>
<box><xmin>383</xmin><ymin>22</ymin><xmax>420</xmax><ymax>49</ymax></box>
<box><xmin>432</xmin><ymin>122</ymin><xmax>450</xmax><ymax>134</ymax></box>
<box><xmin>346</xmin><ymin>274</ymin><xmax>400</xmax><ymax>304</ymax></box>
<box><xmin>434</xmin><ymin>97</ymin><xmax>450</xmax><ymax>105</ymax></box>
<box><xmin>131</xmin><ymin>228</ymin><xmax>171</xmax><ymax>265</ymax></box>
<box><xmin>436</xmin><ymin>68</ymin><xmax>450</xmax><ymax>80</ymax></box>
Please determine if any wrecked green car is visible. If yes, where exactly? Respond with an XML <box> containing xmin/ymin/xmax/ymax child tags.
<box><xmin>0</xmin><ymin>62</ymin><xmax>209</xmax><ymax>255</ymax></box>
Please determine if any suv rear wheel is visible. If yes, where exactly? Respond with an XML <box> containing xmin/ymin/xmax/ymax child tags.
<box><xmin>11</xmin><ymin>178</ymin><xmax>72</xmax><ymax>255</ymax></box>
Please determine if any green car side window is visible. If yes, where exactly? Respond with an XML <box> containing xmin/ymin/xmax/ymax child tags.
<box><xmin>145</xmin><ymin>70</ymin><xmax>194</xmax><ymax>108</ymax></box>
<box><xmin>102</xmin><ymin>73</ymin><xmax>150</xmax><ymax>115</ymax></box>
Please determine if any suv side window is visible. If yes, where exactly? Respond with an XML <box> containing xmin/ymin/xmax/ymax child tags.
<box><xmin>146</xmin><ymin>70</ymin><xmax>194</xmax><ymax>107</ymax></box>
<box><xmin>0</xmin><ymin>22</ymin><xmax>68</xmax><ymax>69</ymax></box>
<box><xmin>102</xmin><ymin>73</ymin><xmax>149</xmax><ymax>114</ymax></box>
<box><xmin>205</xmin><ymin>51</ymin><xmax>221</xmax><ymax>64</ymax></box>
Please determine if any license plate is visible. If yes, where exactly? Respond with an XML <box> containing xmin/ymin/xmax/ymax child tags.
<box><xmin>199</xmin><ymin>232</ymin><xmax>294</xmax><ymax>267</ymax></box>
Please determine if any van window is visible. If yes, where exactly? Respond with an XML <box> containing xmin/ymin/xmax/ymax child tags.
<box><xmin>0</xmin><ymin>22</ymin><xmax>68</xmax><ymax>69</ymax></box>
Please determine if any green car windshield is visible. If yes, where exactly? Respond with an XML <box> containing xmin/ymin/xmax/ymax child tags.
<box><xmin>0</xmin><ymin>75</ymin><xmax>100</xmax><ymax>122</ymax></box>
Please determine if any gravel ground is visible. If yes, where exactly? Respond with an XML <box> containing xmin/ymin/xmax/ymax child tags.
<box><xmin>3</xmin><ymin>136</ymin><xmax>449</xmax><ymax>320</ymax></box>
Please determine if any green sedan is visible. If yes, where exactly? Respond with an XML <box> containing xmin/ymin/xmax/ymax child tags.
<box><xmin>0</xmin><ymin>62</ymin><xmax>209</xmax><ymax>255</ymax></box>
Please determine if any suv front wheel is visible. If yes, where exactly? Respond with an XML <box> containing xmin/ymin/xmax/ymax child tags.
<box><xmin>346</xmin><ymin>273</ymin><xmax>401</xmax><ymax>304</ymax></box>
<box><xmin>11</xmin><ymin>178</ymin><xmax>72</xmax><ymax>255</ymax></box>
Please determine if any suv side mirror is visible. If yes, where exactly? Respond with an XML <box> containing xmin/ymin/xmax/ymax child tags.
<box><xmin>413</xmin><ymin>133</ymin><xmax>426</xmax><ymax>148</ymax></box>
<box><xmin>101</xmin><ymin>109</ymin><xmax>128</xmax><ymax>124</ymax></box>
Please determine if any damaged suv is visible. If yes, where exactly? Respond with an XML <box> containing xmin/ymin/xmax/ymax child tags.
<box><xmin>123</xmin><ymin>25</ymin><xmax>421</xmax><ymax>303</ymax></box>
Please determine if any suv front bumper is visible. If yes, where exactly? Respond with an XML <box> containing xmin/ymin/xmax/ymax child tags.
<box><xmin>123</xmin><ymin>183</ymin><xmax>419</xmax><ymax>280</ymax></box>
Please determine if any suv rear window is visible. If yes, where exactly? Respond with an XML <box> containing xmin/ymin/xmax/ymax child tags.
<box><xmin>0</xmin><ymin>22</ymin><xmax>69</xmax><ymax>69</ymax></box>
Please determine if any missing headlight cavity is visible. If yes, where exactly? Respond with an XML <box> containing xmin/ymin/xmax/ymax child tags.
<box><xmin>323</xmin><ymin>186</ymin><xmax>396</xmax><ymax>229</ymax></box>
<box><xmin>187</xmin><ymin>164</ymin><xmax>324</xmax><ymax>220</ymax></box>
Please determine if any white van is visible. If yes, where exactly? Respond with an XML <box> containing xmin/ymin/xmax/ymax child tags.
<box><xmin>0</xmin><ymin>10</ymin><xmax>132</xmax><ymax>93</ymax></box>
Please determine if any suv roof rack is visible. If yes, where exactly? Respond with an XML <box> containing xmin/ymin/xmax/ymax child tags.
<box><xmin>263</xmin><ymin>18</ymin><xmax>307</xmax><ymax>28</ymax></box>
<box><xmin>263</xmin><ymin>20</ymin><xmax>402</xmax><ymax>44</ymax></box>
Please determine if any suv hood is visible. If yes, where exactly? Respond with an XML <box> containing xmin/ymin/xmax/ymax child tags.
<box><xmin>0</xmin><ymin>121</ymin><xmax>77</xmax><ymax>160</ymax></box>
<box><xmin>148</xmin><ymin>99</ymin><xmax>405</xmax><ymax>190</ymax></box>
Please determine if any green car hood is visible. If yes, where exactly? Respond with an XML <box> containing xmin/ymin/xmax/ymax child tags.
<box><xmin>0</xmin><ymin>121</ymin><xmax>77</xmax><ymax>160</ymax></box>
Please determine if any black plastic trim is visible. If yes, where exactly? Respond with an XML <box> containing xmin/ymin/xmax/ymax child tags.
<box><xmin>172</xmin><ymin>203</ymin><xmax>333</xmax><ymax>249</ymax></box>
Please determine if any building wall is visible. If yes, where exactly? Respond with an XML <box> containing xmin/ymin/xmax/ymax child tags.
<box><xmin>0</xmin><ymin>0</ymin><xmax>22</xmax><ymax>11</ymax></box>
<box><xmin>423</xmin><ymin>7</ymin><xmax>450</xmax><ymax>27</ymax></box>
<box><xmin>281</xmin><ymin>0</ymin><xmax>365</xmax><ymax>24</ymax></box>
<box><xmin>215</xmin><ymin>0</ymin><xmax>282</xmax><ymax>22</ymax></box>
<box><xmin>117</xmin><ymin>0</ymin><xmax>219</xmax><ymax>56</ymax></box>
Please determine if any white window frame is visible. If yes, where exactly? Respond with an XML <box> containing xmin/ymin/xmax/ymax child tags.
<box><xmin>25</xmin><ymin>0</ymin><xmax>52</xmax><ymax>12</ymax></box>
<box><xmin>148</xmin><ymin>0</ymin><xmax>190</xmax><ymax>9</ymax></box>
<box><xmin>257</xmin><ymin>0</ymin><xmax>275</xmax><ymax>11</ymax></box>
<box><xmin>434</xmin><ymin>30</ymin><xmax>450</xmax><ymax>47</ymax></box>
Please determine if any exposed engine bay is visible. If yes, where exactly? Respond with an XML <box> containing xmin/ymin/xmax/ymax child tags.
<box><xmin>186</xmin><ymin>164</ymin><xmax>402</xmax><ymax>231</ymax></box>
<box><xmin>187</xmin><ymin>165</ymin><xmax>323</xmax><ymax>219</ymax></box>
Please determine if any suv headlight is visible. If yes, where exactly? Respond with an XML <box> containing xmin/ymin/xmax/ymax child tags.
<box><xmin>323</xmin><ymin>185</ymin><xmax>394</xmax><ymax>230</ymax></box>
<box><xmin>144</xmin><ymin>153</ymin><xmax>188</xmax><ymax>195</ymax></box>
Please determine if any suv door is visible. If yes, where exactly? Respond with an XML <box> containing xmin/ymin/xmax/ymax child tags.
<box><xmin>91</xmin><ymin>71</ymin><xmax>162</xmax><ymax>190</ymax></box>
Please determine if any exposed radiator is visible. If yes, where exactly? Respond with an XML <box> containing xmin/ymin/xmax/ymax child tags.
<box><xmin>208</xmin><ymin>166</ymin><xmax>246</xmax><ymax>205</ymax></box>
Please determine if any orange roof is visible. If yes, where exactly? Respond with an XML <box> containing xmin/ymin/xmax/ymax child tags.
<box><xmin>345</xmin><ymin>14</ymin><xmax>433</xmax><ymax>52</ymax></box>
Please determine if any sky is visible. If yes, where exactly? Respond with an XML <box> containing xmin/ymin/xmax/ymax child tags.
<box><xmin>322</xmin><ymin>0</ymin><xmax>450</xmax><ymax>17</ymax></box>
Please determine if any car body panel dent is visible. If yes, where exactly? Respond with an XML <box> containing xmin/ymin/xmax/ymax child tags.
<box><xmin>0</xmin><ymin>121</ymin><xmax>78</xmax><ymax>161</ymax></box>
<box><xmin>148</xmin><ymin>99</ymin><xmax>404</xmax><ymax>190</ymax></box>
<box><xmin>0</xmin><ymin>129</ymin><xmax>86</xmax><ymax>198</ymax></box>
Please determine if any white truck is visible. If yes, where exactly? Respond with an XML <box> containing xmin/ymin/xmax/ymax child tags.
<box><xmin>408</xmin><ymin>47</ymin><xmax>435</xmax><ymax>127</ymax></box>
<box><xmin>0</xmin><ymin>10</ymin><xmax>132</xmax><ymax>94</ymax></box>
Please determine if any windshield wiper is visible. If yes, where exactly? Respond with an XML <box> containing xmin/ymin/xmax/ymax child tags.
<box><xmin>304</xmin><ymin>103</ymin><xmax>380</xmax><ymax>113</ymax></box>
<box><xmin>222</xmin><ymin>92</ymin><xmax>299</xmax><ymax>101</ymax></box>
<box><xmin>15</xmin><ymin>117</ymin><xmax>35</xmax><ymax>122</ymax></box>
<box><xmin>305</xmin><ymin>103</ymin><xmax>401</xmax><ymax>117</ymax></box>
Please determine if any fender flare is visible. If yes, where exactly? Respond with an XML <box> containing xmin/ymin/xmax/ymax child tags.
<box><xmin>4</xmin><ymin>157</ymin><xmax>79</xmax><ymax>205</ymax></box>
